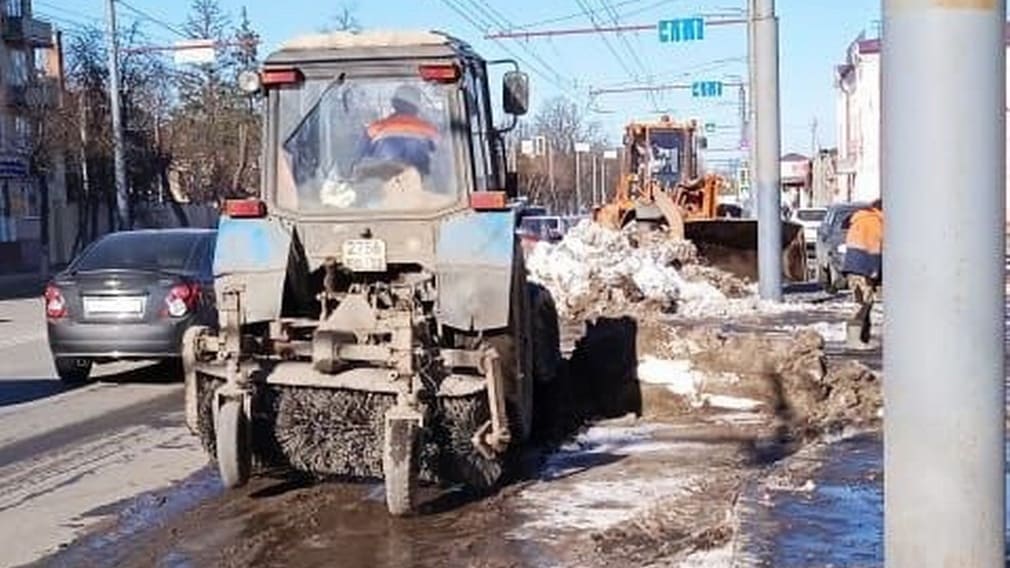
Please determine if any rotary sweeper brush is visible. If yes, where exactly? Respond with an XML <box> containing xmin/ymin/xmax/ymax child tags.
<box><xmin>181</xmin><ymin>30</ymin><xmax>561</xmax><ymax>515</ymax></box>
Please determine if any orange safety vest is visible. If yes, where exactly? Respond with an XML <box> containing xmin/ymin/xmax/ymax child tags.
<box><xmin>367</xmin><ymin>113</ymin><xmax>438</xmax><ymax>142</ymax></box>
<box><xmin>846</xmin><ymin>208</ymin><xmax>883</xmax><ymax>255</ymax></box>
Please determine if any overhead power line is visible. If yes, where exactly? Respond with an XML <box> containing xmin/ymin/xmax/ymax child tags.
<box><xmin>486</xmin><ymin>16</ymin><xmax>747</xmax><ymax>39</ymax></box>
<box><xmin>438</xmin><ymin>0</ymin><xmax>586</xmax><ymax>102</ymax></box>
<box><xmin>510</xmin><ymin>0</ymin><xmax>679</xmax><ymax>31</ymax></box>
<box><xmin>589</xmin><ymin>79</ymin><xmax>745</xmax><ymax>96</ymax></box>
<box><xmin>116</xmin><ymin>0</ymin><xmax>187</xmax><ymax>39</ymax></box>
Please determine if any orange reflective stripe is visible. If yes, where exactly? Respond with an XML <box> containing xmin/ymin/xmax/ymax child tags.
<box><xmin>367</xmin><ymin>114</ymin><xmax>439</xmax><ymax>141</ymax></box>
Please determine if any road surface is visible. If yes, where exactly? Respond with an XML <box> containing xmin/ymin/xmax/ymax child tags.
<box><xmin>0</xmin><ymin>297</ymin><xmax>207</xmax><ymax>567</ymax></box>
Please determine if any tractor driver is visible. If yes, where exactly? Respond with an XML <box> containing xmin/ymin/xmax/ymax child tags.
<box><xmin>363</xmin><ymin>84</ymin><xmax>440</xmax><ymax>176</ymax></box>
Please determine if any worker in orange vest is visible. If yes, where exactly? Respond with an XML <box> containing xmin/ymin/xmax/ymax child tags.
<box><xmin>842</xmin><ymin>198</ymin><xmax>883</xmax><ymax>348</ymax></box>
<box><xmin>364</xmin><ymin>84</ymin><xmax>439</xmax><ymax>176</ymax></box>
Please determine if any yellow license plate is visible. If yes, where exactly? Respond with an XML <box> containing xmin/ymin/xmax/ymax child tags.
<box><xmin>342</xmin><ymin>239</ymin><xmax>387</xmax><ymax>272</ymax></box>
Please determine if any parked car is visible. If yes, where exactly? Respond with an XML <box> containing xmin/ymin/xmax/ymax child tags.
<box><xmin>45</xmin><ymin>228</ymin><xmax>218</xmax><ymax>384</ymax></box>
<box><xmin>518</xmin><ymin>215</ymin><xmax>564</xmax><ymax>244</ymax></box>
<box><xmin>815</xmin><ymin>202</ymin><xmax>868</xmax><ymax>293</ymax></box>
<box><xmin>793</xmin><ymin>207</ymin><xmax>827</xmax><ymax>268</ymax></box>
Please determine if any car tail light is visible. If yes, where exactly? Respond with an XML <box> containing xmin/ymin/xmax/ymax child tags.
<box><xmin>224</xmin><ymin>198</ymin><xmax>267</xmax><ymax>218</ymax></box>
<box><xmin>44</xmin><ymin>284</ymin><xmax>67</xmax><ymax>319</ymax></box>
<box><xmin>164</xmin><ymin>282</ymin><xmax>200</xmax><ymax>318</ymax></box>
<box><xmin>419</xmin><ymin>64</ymin><xmax>460</xmax><ymax>83</ymax></box>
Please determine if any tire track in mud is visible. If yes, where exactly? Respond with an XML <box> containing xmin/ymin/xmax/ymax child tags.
<box><xmin>0</xmin><ymin>390</ymin><xmax>207</xmax><ymax>567</ymax></box>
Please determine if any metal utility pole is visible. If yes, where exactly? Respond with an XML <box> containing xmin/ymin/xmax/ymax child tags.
<box><xmin>746</xmin><ymin>0</ymin><xmax>757</xmax><ymax>206</ymax></box>
<box><xmin>105</xmin><ymin>0</ymin><xmax>129</xmax><ymax>230</ymax></box>
<box><xmin>574</xmin><ymin>150</ymin><xmax>582</xmax><ymax>213</ymax></box>
<box><xmin>601</xmin><ymin>155</ymin><xmax>608</xmax><ymax>203</ymax></box>
<box><xmin>883</xmin><ymin>0</ymin><xmax>1006</xmax><ymax>565</ymax></box>
<box><xmin>752</xmin><ymin>0</ymin><xmax>782</xmax><ymax>301</ymax></box>
<box><xmin>547</xmin><ymin>145</ymin><xmax>556</xmax><ymax>207</ymax></box>
<box><xmin>591</xmin><ymin>154</ymin><xmax>598</xmax><ymax>206</ymax></box>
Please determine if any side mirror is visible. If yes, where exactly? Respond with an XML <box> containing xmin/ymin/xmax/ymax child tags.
<box><xmin>698</xmin><ymin>136</ymin><xmax>708</xmax><ymax>150</ymax></box>
<box><xmin>503</xmin><ymin>71</ymin><xmax>529</xmax><ymax>116</ymax></box>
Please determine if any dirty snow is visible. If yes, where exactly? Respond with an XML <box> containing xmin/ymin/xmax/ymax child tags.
<box><xmin>526</xmin><ymin>221</ymin><xmax>808</xmax><ymax>320</ymax></box>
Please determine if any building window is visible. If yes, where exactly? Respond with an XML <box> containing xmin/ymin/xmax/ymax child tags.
<box><xmin>4</xmin><ymin>0</ymin><xmax>22</xmax><ymax>18</ymax></box>
<box><xmin>14</xmin><ymin>115</ymin><xmax>29</xmax><ymax>150</ymax></box>
<box><xmin>10</xmin><ymin>49</ymin><xmax>27</xmax><ymax>87</ymax></box>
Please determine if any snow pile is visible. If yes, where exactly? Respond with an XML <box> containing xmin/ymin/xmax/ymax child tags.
<box><xmin>527</xmin><ymin>221</ymin><xmax>719</xmax><ymax>318</ymax></box>
<box><xmin>527</xmin><ymin>221</ymin><xmax>797</xmax><ymax>320</ymax></box>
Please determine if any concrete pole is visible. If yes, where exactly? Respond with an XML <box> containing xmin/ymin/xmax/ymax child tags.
<box><xmin>575</xmin><ymin>150</ymin><xmax>582</xmax><ymax>213</ymax></box>
<box><xmin>753</xmin><ymin>0</ymin><xmax>782</xmax><ymax>300</ymax></box>
<box><xmin>601</xmin><ymin>157</ymin><xmax>607</xmax><ymax>203</ymax></box>
<box><xmin>883</xmin><ymin>1</ymin><xmax>1006</xmax><ymax>565</ymax></box>
<box><xmin>746</xmin><ymin>0</ymin><xmax>757</xmax><ymax>211</ymax></box>
<box><xmin>591</xmin><ymin>154</ymin><xmax>598</xmax><ymax>206</ymax></box>
<box><xmin>105</xmin><ymin>0</ymin><xmax>129</xmax><ymax>230</ymax></box>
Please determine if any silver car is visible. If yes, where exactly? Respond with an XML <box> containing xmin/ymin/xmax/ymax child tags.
<box><xmin>45</xmin><ymin>229</ymin><xmax>217</xmax><ymax>384</ymax></box>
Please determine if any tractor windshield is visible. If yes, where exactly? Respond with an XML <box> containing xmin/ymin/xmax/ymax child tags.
<box><xmin>274</xmin><ymin>75</ymin><xmax>463</xmax><ymax>213</ymax></box>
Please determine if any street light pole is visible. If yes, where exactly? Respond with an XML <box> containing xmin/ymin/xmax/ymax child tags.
<box><xmin>752</xmin><ymin>0</ymin><xmax>782</xmax><ymax>301</ymax></box>
<box><xmin>883</xmin><ymin>0</ymin><xmax>1006</xmax><ymax>565</ymax></box>
<box><xmin>105</xmin><ymin>0</ymin><xmax>129</xmax><ymax>230</ymax></box>
<box><xmin>575</xmin><ymin>149</ymin><xmax>582</xmax><ymax>213</ymax></box>
<box><xmin>591</xmin><ymin>153</ymin><xmax>598</xmax><ymax>206</ymax></box>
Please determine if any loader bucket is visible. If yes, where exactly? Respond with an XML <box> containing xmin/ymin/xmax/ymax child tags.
<box><xmin>684</xmin><ymin>219</ymin><xmax>807</xmax><ymax>282</ymax></box>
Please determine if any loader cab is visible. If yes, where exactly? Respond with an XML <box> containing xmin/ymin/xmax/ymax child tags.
<box><xmin>246</xmin><ymin>31</ymin><xmax>528</xmax><ymax>221</ymax></box>
<box><xmin>624</xmin><ymin>116</ymin><xmax>701</xmax><ymax>194</ymax></box>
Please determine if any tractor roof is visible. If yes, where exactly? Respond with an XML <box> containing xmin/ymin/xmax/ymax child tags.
<box><xmin>266</xmin><ymin>30</ymin><xmax>476</xmax><ymax>65</ymax></box>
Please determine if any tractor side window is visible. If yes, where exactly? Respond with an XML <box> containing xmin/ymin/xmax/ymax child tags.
<box><xmin>464</xmin><ymin>67</ymin><xmax>492</xmax><ymax>192</ymax></box>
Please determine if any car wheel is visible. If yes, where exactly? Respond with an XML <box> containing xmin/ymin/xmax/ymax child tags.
<box><xmin>55</xmin><ymin>357</ymin><xmax>93</xmax><ymax>385</ymax></box>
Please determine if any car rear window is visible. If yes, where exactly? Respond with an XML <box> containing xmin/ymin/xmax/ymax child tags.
<box><xmin>74</xmin><ymin>232</ymin><xmax>209</xmax><ymax>274</ymax></box>
<box><xmin>796</xmin><ymin>209</ymin><xmax>826</xmax><ymax>222</ymax></box>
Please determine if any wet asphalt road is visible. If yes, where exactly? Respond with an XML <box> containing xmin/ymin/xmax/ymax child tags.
<box><xmin>0</xmin><ymin>297</ymin><xmax>206</xmax><ymax>566</ymax></box>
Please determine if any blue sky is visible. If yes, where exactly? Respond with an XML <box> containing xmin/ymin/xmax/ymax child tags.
<box><xmin>53</xmin><ymin>0</ymin><xmax>880</xmax><ymax>157</ymax></box>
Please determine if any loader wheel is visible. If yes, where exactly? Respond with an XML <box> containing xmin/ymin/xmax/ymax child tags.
<box><xmin>383</xmin><ymin>414</ymin><xmax>419</xmax><ymax>516</ymax></box>
<box><xmin>215</xmin><ymin>399</ymin><xmax>251</xmax><ymax>488</ymax></box>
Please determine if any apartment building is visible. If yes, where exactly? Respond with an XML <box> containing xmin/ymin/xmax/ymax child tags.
<box><xmin>0</xmin><ymin>0</ymin><xmax>60</xmax><ymax>273</ymax></box>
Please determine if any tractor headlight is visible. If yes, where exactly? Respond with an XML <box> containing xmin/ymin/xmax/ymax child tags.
<box><xmin>237</xmin><ymin>70</ymin><xmax>262</xmax><ymax>94</ymax></box>
<box><xmin>836</xmin><ymin>243</ymin><xmax>847</xmax><ymax>254</ymax></box>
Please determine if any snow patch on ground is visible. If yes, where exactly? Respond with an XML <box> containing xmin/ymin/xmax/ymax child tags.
<box><xmin>637</xmin><ymin>356</ymin><xmax>762</xmax><ymax>411</ymax></box>
<box><xmin>508</xmin><ymin>424</ymin><xmax>703</xmax><ymax>537</ymax></box>
<box><xmin>679</xmin><ymin>543</ymin><xmax>736</xmax><ymax>567</ymax></box>
<box><xmin>774</xmin><ymin>321</ymin><xmax>848</xmax><ymax>343</ymax></box>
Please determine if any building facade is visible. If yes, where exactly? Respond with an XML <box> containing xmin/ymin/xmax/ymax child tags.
<box><xmin>835</xmin><ymin>35</ymin><xmax>881</xmax><ymax>204</ymax></box>
<box><xmin>0</xmin><ymin>0</ymin><xmax>60</xmax><ymax>273</ymax></box>
<box><xmin>836</xmin><ymin>30</ymin><xmax>1010</xmax><ymax>211</ymax></box>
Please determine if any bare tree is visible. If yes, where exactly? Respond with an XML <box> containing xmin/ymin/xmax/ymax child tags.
<box><xmin>168</xmin><ymin>0</ymin><xmax>262</xmax><ymax>202</ymax></box>
<box><xmin>62</xmin><ymin>24</ymin><xmax>174</xmax><ymax>251</ymax></box>
<box><xmin>511</xmin><ymin>96</ymin><xmax>608</xmax><ymax>213</ymax></box>
<box><xmin>326</xmin><ymin>2</ymin><xmax>361</xmax><ymax>32</ymax></box>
